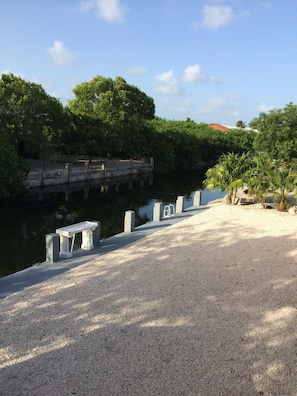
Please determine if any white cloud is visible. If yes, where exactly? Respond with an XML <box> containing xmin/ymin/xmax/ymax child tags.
<box><xmin>201</xmin><ymin>5</ymin><xmax>235</xmax><ymax>30</ymax></box>
<box><xmin>126</xmin><ymin>66</ymin><xmax>149</xmax><ymax>75</ymax></box>
<box><xmin>197</xmin><ymin>93</ymin><xmax>238</xmax><ymax>115</ymax></box>
<box><xmin>155</xmin><ymin>70</ymin><xmax>184</xmax><ymax>96</ymax></box>
<box><xmin>156</xmin><ymin>64</ymin><xmax>220</xmax><ymax>97</ymax></box>
<box><xmin>182</xmin><ymin>63</ymin><xmax>221</xmax><ymax>83</ymax></box>
<box><xmin>80</xmin><ymin>0</ymin><xmax>124</xmax><ymax>22</ymax></box>
<box><xmin>155</xmin><ymin>96</ymin><xmax>193</xmax><ymax>120</ymax></box>
<box><xmin>257</xmin><ymin>102</ymin><xmax>275</xmax><ymax>113</ymax></box>
<box><xmin>48</xmin><ymin>41</ymin><xmax>78</xmax><ymax>66</ymax></box>
<box><xmin>183</xmin><ymin>64</ymin><xmax>205</xmax><ymax>82</ymax></box>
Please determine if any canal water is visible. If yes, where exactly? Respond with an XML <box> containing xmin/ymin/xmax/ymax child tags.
<box><xmin>0</xmin><ymin>170</ymin><xmax>224</xmax><ymax>278</ymax></box>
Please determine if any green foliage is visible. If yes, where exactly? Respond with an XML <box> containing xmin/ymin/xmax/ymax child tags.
<box><xmin>6</xmin><ymin>72</ymin><xmax>297</xmax><ymax>202</ymax></box>
<box><xmin>0</xmin><ymin>129</ymin><xmax>29</xmax><ymax>199</ymax></box>
<box><xmin>224</xmin><ymin>128</ymin><xmax>256</xmax><ymax>154</ymax></box>
<box><xmin>204</xmin><ymin>152</ymin><xmax>253</xmax><ymax>204</ymax></box>
<box><xmin>205</xmin><ymin>151</ymin><xmax>297</xmax><ymax>210</ymax></box>
<box><xmin>145</xmin><ymin>119</ymin><xmax>232</xmax><ymax>172</ymax></box>
<box><xmin>59</xmin><ymin>109</ymin><xmax>110</xmax><ymax>158</ymax></box>
<box><xmin>236</xmin><ymin>120</ymin><xmax>246</xmax><ymax>128</ymax></box>
<box><xmin>269</xmin><ymin>162</ymin><xmax>297</xmax><ymax>210</ymax></box>
<box><xmin>68</xmin><ymin>75</ymin><xmax>155</xmax><ymax>157</ymax></box>
<box><xmin>0</xmin><ymin>73</ymin><xmax>64</xmax><ymax>158</ymax></box>
<box><xmin>244</xmin><ymin>153</ymin><xmax>274</xmax><ymax>204</ymax></box>
<box><xmin>1</xmin><ymin>72</ymin><xmax>252</xmax><ymax>186</ymax></box>
<box><xmin>250</xmin><ymin>102</ymin><xmax>297</xmax><ymax>162</ymax></box>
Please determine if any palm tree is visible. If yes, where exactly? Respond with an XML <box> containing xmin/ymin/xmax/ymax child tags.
<box><xmin>236</xmin><ymin>120</ymin><xmax>246</xmax><ymax>129</ymax></box>
<box><xmin>269</xmin><ymin>163</ymin><xmax>297</xmax><ymax>211</ymax></box>
<box><xmin>204</xmin><ymin>152</ymin><xmax>252</xmax><ymax>204</ymax></box>
<box><xmin>245</xmin><ymin>153</ymin><xmax>274</xmax><ymax>206</ymax></box>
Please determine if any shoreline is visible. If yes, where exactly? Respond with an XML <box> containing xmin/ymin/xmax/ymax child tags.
<box><xmin>0</xmin><ymin>204</ymin><xmax>206</xmax><ymax>299</ymax></box>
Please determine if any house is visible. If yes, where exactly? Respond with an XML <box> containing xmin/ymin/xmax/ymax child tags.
<box><xmin>209</xmin><ymin>123</ymin><xmax>258</xmax><ymax>133</ymax></box>
<box><xmin>209</xmin><ymin>123</ymin><xmax>230</xmax><ymax>132</ymax></box>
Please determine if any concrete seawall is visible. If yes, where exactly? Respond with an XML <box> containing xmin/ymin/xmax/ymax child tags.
<box><xmin>24</xmin><ymin>157</ymin><xmax>154</xmax><ymax>188</ymax></box>
<box><xmin>0</xmin><ymin>193</ymin><xmax>204</xmax><ymax>299</ymax></box>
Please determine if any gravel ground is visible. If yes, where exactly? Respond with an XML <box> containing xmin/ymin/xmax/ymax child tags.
<box><xmin>1</xmin><ymin>201</ymin><xmax>297</xmax><ymax>396</ymax></box>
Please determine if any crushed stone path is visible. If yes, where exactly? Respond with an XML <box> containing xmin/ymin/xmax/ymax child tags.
<box><xmin>1</xmin><ymin>202</ymin><xmax>297</xmax><ymax>395</ymax></box>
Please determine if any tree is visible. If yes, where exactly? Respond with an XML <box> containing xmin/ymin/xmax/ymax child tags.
<box><xmin>0</xmin><ymin>129</ymin><xmax>29</xmax><ymax>198</ymax></box>
<box><xmin>269</xmin><ymin>162</ymin><xmax>297</xmax><ymax>211</ymax></box>
<box><xmin>245</xmin><ymin>153</ymin><xmax>274</xmax><ymax>205</ymax></box>
<box><xmin>59</xmin><ymin>109</ymin><xmax>110</xmax><ymax>158</ymax></box>
<box><xmin>236</xmin><ymin>120</ymin><xmax>246</xmax><ymax>128</ymax></box>
<box><xmin>224</xmin><ymin>128</ymin><xmax>256</xmax><ymax>154</ymax></box>
<box><xmin>68</xmin><ymin>75</ymin><xmax>155</xmax><ymax>157</ymax></box>
<box><xmin>250</xmin><ymin>102</ymin><xmax>297</xmax><ymax>162</ymax></box>
<box><xmin>204</xmin><ymin>151</ymin><xmax>297</xmax><ymax>210</ymax></box>
<box><xmin>0</xmin><ymin>73</ymin><xmax>64</xmax><ymax>158</ymax></box>
<box><xmin>145</xmin><ymin>119</ymin><xmax>233</xmax><ymax>172</ymax></box>
<box><xmin>203</xmin><ymin>152</ymin><xmax>253</xmax><ymax>204</ymax></box>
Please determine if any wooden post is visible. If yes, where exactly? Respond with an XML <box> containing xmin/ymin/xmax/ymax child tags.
<box><xmin>84</xmin><ymin>160</ymin><xmax>90</xmax><ymax>179</ymax></box>
<box><xmin>65</xmin><ymin>163</ymin><xmax>71</xmax><ymax>184</ymax></box>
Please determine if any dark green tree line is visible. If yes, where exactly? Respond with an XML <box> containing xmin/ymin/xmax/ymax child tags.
<box><xmin>0</xmin><ymin>127</ymin><xmax>29</xmax><ymax>198</ymax></box>
<box><xmin>0</xmin><ymin>73</ymin><xmax>64</xmax><ymax>158</ymax></box>
<box><xmin>68</xmin><ymin>75</ymin><xmax>155</xmax><ymax>157</ymax></box>
<box><xmin>250</xmin><ymin>102</ymin><xmax>297</xmax><ymax>162</ymax></box>
<box><xmin>0</xmin><ymin>72</ymin><xmax>265</xmax><ymax>198</ymax></box>
<box><xmin>144</xmin><ymin>119</ymin><xmax>252</xmax><ymax>172</ymax></box>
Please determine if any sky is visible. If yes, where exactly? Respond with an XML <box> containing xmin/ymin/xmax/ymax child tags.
<box><xmin>1</xmin><ymin>0</ymin><xmax>297</xmax><ymax>126</ymax></box>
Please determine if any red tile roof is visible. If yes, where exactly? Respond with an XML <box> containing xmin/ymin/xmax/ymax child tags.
<box><xmin>209</xmin><ymin>123</ymin><xmax>230</xmax><ymax>132</ymax></box>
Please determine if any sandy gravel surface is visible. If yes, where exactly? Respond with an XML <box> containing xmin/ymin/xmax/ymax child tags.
<box><xmin>1</xmin><ymin>201</ymin><xmax>297</xmax><ymax>396</ymax></box>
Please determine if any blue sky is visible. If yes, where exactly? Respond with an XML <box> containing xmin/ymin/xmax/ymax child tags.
<box><xmin>1</xmin><ymin>0</ymin><xmax>296</xmax><ymax>126</ymax></box>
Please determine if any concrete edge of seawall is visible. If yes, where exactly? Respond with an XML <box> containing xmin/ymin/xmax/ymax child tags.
<box><xmin>0</xmin><ymin>204</ymin><xmax>210</xmax><ymax>299</ymax></box>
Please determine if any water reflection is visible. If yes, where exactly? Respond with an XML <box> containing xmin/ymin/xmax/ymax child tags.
<box><xmin>0</xmin><ymin>171</ymin><xmax>224</xmax><ymax>278</ymax></box>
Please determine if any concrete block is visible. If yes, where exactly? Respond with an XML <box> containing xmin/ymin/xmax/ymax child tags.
<box><xmin>124</xmin><ymin>210</ymin><xmax>135</xmax><ymax>232</ymax></box>
<box><xmin>153</xmin><ymin>202</ymin><xmax>163</xmax><ymax>221</ymax></box>
<box><xmin>193</xmin><ymin>191</ymin><xmax>202</xmax><ymax>206</ymax></box>
<box><xmin>46</xmin><ymin>233</ymin><xmax>60</xmax><ymax>263</ymax></box>
<box><xmin>176</xmin><ymin>196</ymin><xmax>185</xmax><ymax>213</ymax></box>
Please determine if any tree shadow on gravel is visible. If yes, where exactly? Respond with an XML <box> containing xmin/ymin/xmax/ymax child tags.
<box><xmin>1</xmin><ymin>210</ymin><xmax>297</xmax><ymax>395</ymax></box>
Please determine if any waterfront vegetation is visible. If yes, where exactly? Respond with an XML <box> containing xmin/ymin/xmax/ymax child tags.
<box><xmin>204</xmin><ymin>153</ymin><xmax>297</xmax><ymax>210</ymax></box>
<box><xmin>204</xmin><ymin>102</ymin><xmax>297</xmax><ymax>211</ymax></box>
<box><xmin>1</xmin><ymin>73</ymin><xmax>297</xmax><ymax>203</ymax></box>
